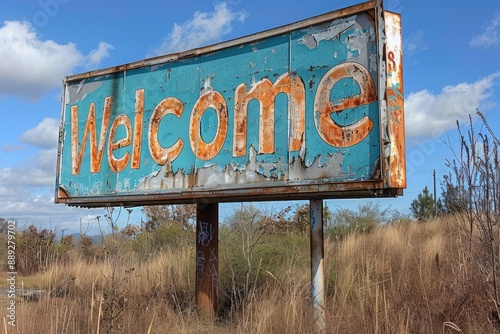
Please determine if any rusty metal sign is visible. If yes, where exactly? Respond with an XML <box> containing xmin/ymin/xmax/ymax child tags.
<box><xmin>55</xmin><ymin>1</ymin><xmax>406</xmax><ymax>207</ymax></box>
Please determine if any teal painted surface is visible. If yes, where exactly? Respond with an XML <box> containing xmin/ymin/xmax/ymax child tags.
<box><xmin>58</xmin><ymin>12</ymin><xmax>380</xmax><ymax>198</ymax></box>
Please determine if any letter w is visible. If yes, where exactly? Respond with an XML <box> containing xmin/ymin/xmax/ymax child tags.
<box><xmin>71</xmin><ymin>98</ymin><xmax>112</xmax><ymax>175</ymax></box>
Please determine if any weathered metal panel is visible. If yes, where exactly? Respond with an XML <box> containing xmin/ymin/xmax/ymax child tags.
<box><xmin>55</xmin><ymin>1</ymin><xmax>405</xmax><ymax>207</ymax></box>
<box><xmin>382</xmin><ymin>11</ymin><xmax>406</xmax><ymax>189</ymax></box>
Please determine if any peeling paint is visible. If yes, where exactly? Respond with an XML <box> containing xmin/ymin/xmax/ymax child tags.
<box><xmin>68</xmin><ymin>80</ymin><xmax>104</xmax><ymax>104</ymax></box>
<box><xmin>138</xmin><ymin>146</ymin><xmax>287</xmax><ymax>190</ymax></box>
<box><xmin>299</xmin><ymin>15</ymin><xmax>358</xmax><ymax>49</ymax></box>
<box><xmin>137</xmin><ymin>145</ymin><xmax>346</xmax><ymax>191</ymax></box>
<box><xmin>289</xmin><ymin>151</ymin><xmax>345</xmax><ymax>181</ymax></box>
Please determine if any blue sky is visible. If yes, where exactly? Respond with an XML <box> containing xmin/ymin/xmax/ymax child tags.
<box><xmin>0</xmin><ymin>0</ymin><xmax>499</xmax><ymax>234</ymax></box>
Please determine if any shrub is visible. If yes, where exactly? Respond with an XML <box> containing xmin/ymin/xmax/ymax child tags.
<box><xmin>16</xmin><ymin>225</ymin><xmax>56</xmax><ymax>274</ymax></box>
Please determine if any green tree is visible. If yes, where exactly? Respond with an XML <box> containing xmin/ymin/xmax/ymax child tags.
<box><xmin>289</xmin><ymin>203</ymin><xmax>333</xmax><ymax>234</ymax></box>
<box><xmin>16</xmin><ymin>225</ymin><xmax>56</xmax><ymax>274</ymax></box>
<box><xmin>220</xmin><ymin>204</ymin><xmax>266</xmax><ymax>312</ymax></box>
<box><xmin>440</xmin><ymin>182</ymin><xmax>467</xmax><ymax>214</ymax></box>
<box><xmin>142</xmin><ymin>205</ymin><xmax>172</xmax><ymax>231</ymax></box>
<box><xmin>223</xmin><ymin>204</ymin><xmax>264</xmax><ymax>242</ymax></box>
<box><xmin>0</xmin><ymin>218</ymin><xmax>8</xmax><ymax>234</ymax></box>
<box><xmin>410</xmin><ymin>186</ymin><xmax>437</xmax><ymax>221</ymax></box>
<box><xmin>172</xmin><ymin>204</ymin><xmax>197</xmax><ymax>230</ymax></box>
<box><xmin>329</xmin><ymin>202</ymin><xmax>390</xmax><ymax>239</ymax></box>
<box><xmin>142</xmin><ymin>204</ymin><xmax>196</xmax><ymax>231</ymax></box>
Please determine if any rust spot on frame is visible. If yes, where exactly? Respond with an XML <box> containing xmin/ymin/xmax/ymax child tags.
<box><xmin>57</xmin><ymin>186</ymin><xmax>70</xmax><ymax>199</ymax></box>
<box><xmin>384</xmin><ymin>12</ymin><xmax>406</xmax><ymax>189</ymax></box>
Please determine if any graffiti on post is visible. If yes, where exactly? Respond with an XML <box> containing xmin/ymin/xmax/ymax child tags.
<box><xmin>196</xmin><ymin>251</ymin><xmax>205</xmax><ymax>282</ymax></box>
<box><xmin>198</xmin><ymin>221</ymin><xmax>214</xmax><ymax>246</ymax></box>
<box><xmin>197</xmin><ymin>220</ymin><xmax>218</xmax><ymax>292</ymax></box>
<box><xmin>209</xmin><ymin>248</ymin><xmax>218</xmax><ymax>299</ymax></box>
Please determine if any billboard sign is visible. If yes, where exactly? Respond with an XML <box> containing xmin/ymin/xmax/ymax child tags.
<box><xmin>55</xmin><ymin>1</ymin><xmax>405</xmax><ymax>207</ymax></box>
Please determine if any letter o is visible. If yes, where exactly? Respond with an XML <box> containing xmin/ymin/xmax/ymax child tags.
<box><xmin>189</xmin><ymin>91</ymin><xmax>228</xmax><ymax>160</ymax></box>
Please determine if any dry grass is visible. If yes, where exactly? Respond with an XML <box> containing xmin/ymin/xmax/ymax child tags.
<box><xmin>4</xmin><ymin>216</ymin><xmax>499</xmax><ymax>333</ymax></box>
<box><xmin>326</xmin><ymin>217</ymin><xmax>496</xmax><ymax>333</ymax></box>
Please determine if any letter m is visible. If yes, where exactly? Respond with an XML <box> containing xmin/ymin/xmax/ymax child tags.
<box><xmin>71</xmin><ymin>98</ymin><xmax>112</xmax><ymax>175</ymax></box>
<box><xmin>233</xmin><ymin>72</ymin><xmax>305</xmax><ymax>157</ymax></box>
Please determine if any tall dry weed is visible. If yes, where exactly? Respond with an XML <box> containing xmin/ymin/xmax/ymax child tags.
<box><xmin>7</xmin><ymin>215</ymin><xmax>500</xmax><ymax>333</ymax></box>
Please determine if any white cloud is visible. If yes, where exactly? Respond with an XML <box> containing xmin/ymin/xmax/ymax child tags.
<box><xmin>36</xmin><ymin>148</ymin><xmax>59</xmax><ymax>174</ymax></box>
<box><xmin>404</xmin><ymin>30</ymin><xmax>427</xmax><ymax>57</ymax></box>
<box><xmin>0</xmin><ymin>119</ymin><xmax>60</xmax><ymax>205</ymax></box>
<box><xmin>0</xmin><ymin>181</ymin><xmax>139</xmax><ymax>235</ymax></box>
<box><xmin>470</xmin><ymin>12</ymin><xmax>500</xmax><ymax>48</ymax></box>
<box><xmin>405</xmin><ymin>72</ymin><xmax>500</xmax><ymax>139</ymax></box>
<box><xmin>0</xmin><ymin>148</ymin><xmax>106</xmax><ymax>232</ymax></box>
<box><xmin>86</xmin><ymin>42</ymin><xmax>114</xmax><ymax>69</ymax></box>
<box><xmin>0</xmin><ymin>188</ymin><xmax>104</xmax><ymax>233</ymax></box>
<box><xmin>0</xmin><ymin>20</ymin><xmax>112</xmax><ymax>100</ymax></box>
<box><xmin>19</xmin><ymin>117</ymin><xmax>59</xmax><ymax>149</ymax></box>
<box><xmin>0</xmin><ymin>143</ymin><xmax>137</xmax><ymax>233</ymax></box>
<box><xmin>0</xmin><ymin>118</ymin><xmax>60</xmax><ymax>191</ymax></box>
<box><xmin>0</xmin><ymin>151</ymin><xmax>56</xmax><ymax>188</ymax></box>
<box><xmin>151</xmin><ymin>2</ymin><xmax>248</xmax><ymax>56</ymax></box>
<box><xmin>1</xmin><ymin>144</ymin><xmax>25</xmax><ymax>153</ymax></box>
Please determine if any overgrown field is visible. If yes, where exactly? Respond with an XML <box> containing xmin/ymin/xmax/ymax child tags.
<box><xmin>1</xmin><ymin>214</ymin><xmax>499</xmax><ymax>333</ymax></box>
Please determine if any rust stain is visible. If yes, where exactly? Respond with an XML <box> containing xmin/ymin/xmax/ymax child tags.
<box><xmin>384</xmin><ymin>12</ymin><xmax>406</xmax><ymax>189</ymax></box>
<box><xmin>57</xmin><ymin>186</ymin><xmax>70</xmax><ymax>199</ymax></box>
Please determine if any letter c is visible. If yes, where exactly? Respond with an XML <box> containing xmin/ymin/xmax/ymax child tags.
<box><xmin>149</xmin><ymin>97</ymin><xmax>184</xmax><ymax>165</ymax></box>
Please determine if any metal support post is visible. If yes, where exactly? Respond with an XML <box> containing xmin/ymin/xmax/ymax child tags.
<box><xmin>310</xmin><ymin>199</ymin><xmax>326</xmax><ymax>333</ymax></box>
<box><xmin>195</xmin><ymin>203</ymin><xmax>219</xmax><ymax>321</ymax></box>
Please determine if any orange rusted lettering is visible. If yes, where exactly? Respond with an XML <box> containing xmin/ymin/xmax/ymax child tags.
<box><xmin>314</xmin><ymin>62</ymin><xmax>376</xmax><ymax>147</ymax></box>
<box><xmin>71</xmin><ymin>98</ymin><xmax>112</xmax><ymax>174</ymax></box>
<box><xmin>233</xmin><ymin>72</ymin><xmax>305</xmax><ymax>157</ymax></box>
<box><xmin>107</xmin><ymin>114</ymin><xmax>132</xmax><ymax>172</ymax></box>
<box><xmin>70</xmin><ymin>63</ymin><xmax>380</xmax><ymax>175</ymax></box>
<box><xmin>190</xmin><ymin>91</ymin><xmax>228</xmax><ymax>161</ymax></box>
<box><xmin>149</xmin><ymin>97</ymin><xmax>185</xmax><ymax>165</ymax></box>
<box><xmin>131</xmin><ymin>89</ymin><xmax>144</xmax><ymax>169</ymax></box>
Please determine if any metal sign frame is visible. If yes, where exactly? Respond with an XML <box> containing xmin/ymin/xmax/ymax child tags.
<box><xmin>55</xmin><ymin>1</ymin><xmax>405</xmax><ymax>208</ymax></box>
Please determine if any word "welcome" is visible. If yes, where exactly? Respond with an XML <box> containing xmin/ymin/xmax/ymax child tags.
<box><xmin>70</xmin><ymin>62</ymin><xmax>376</xmax><ymax>175</ymax></box>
